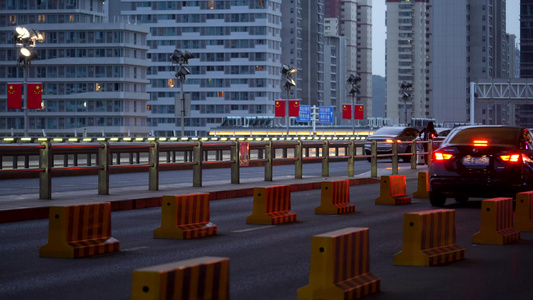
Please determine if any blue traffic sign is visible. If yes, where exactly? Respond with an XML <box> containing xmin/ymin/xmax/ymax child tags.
<box><xmin>297</xmin><ymin>105</ymin><xmax>311</xmax><ymax>122</ymax></box>
<box><xmin>318</xmin><ymin>106</ymin><xmax>334</xmax><ymax>124</ymax></box>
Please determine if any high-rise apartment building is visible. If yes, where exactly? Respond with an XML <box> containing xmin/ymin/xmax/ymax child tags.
<box><xmin>386</xmin><ymin>0</ymin><xmax>430</xmax><ymax>125</ymax></box>
<box><xmin>519</xmin><ymin>0</ymin><xmax>533</xmax><ymax>126</ymax></box>
<box><xmin>0</xmin><ymin>0</ymin><xmax>150</xmax><ymax>137</ymax></box>
<box><xmin>116</xmin><ymin>1</ymin><xmax>283</xmax><ymax>137</ymax></box>
<box><xmin>324</xmin><ymin>0</ymin><xmax>372</xmax><ymax>118</ymax></box>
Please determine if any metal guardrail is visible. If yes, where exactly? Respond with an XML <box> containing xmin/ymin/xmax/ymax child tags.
<box><xmin>0</xmin><ymin>139</ymin><xmax>433</xmax><ymax>200</ymax></box>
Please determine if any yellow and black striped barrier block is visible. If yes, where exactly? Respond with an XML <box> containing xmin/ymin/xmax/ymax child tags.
<box><xmin>412</xmin><ymin>172</ymin><xmax>429</xmax><ymax>199</ymax></box>
<box><xmin>298</xmin><ymin>227</ymin><xmax>380</xmax><ymax>300</ymax></box>
<box><xmin>515</xmin><ymin>191</ymin><xmax>533</xmax><ymax>232</ymax></box>
<box><xmin>39</xmin><ymin>202</ymin><xmax>120</xmax><ymax>258</ymax></box>
<box><xmin>246</xmin><ymin>185</ymin><xmax>297</xmax><ymax>225</ymax></box>
<box><xmin>131</xmin><ymin>256</ymin><xmax>229</xmax><ymax>300</ymax></box>
<box><xmin>375</xmin><ymin>175</ymin><xmax>411</xmax><ymax>205</ymax></box>
<box><xmin>315</xmin><ymin>180</ymin><xmax>355</xmax><ymax>215</ymax></box>
<box><xmin>394</xmin><ymin>209</ymin><xmax>465</xmax><ymax>266</ymax></box>
<box><xmin>154</xmin><ymin>193</ymin><xmax>217</xmax><ymax>239</ymax></box>
<box><xmin>473</xmin><ymin>197</ymin><xmax>520</xmax><ymax>245</ymax></box>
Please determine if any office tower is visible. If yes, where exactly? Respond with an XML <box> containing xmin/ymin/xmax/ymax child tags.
<box><xmin>324</xmin><ymin>33</ymin><xmax>347</xmax><ymax>122</ymax></box>
<box><xmin>324</xmin><ymin>0</ymin><xmax>372</xmax><ymax>118</ymax></box>
<box><xmin>519</xmin><ymin>0</ymin><xmax>533</xmax><ymax>126</ymax></box>
<box><xmin>0</xmin><ymin>0</ymin><xmax>150</xmax><ymax>137</ymax></box>
<box><xmin>118</xmin><ymin>1</ymin><xmax>283</xmax><ymax>137</ymax></box>
<box><xmin>432</xmin><ymin>0</ymin><xmax>510</xmax><ymax>125</ymax></box>
<box><xmin>386</xmin><ymin>0</ymin><xmax>430</xmax><ymax>125</ymax></box>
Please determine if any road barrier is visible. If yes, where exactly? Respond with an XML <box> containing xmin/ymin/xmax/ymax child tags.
<box><xmin>394</xmin><ymin>209</ymin><xmax>465</xmax><ymax>266</ymax></box>
<box><xmin>0</xmin><ymin>138</ymin><xmax>421</xmax><ymax>199</ymax></box>
<box><xmin>315</xmin><ymin>180</ymin><xmax>355</xmax><ymax>215</ymax></box>
<box><xmin>412</xmin><ymin>172</ymin><xmax>429</xmax><ymax>199</ymax></box>
<box><xmin>374</xmin><ymin>175</ymin><xmax>411</xmax><ymax>205</ymax></box>
<box><xmin>246</xmin><ymin>185</ymin><xmax>297</xmax><ymax>225</ymax></box>
<box><xmin>473</xmin><ymin>197</ymin><xmax>520</xmax><ymax>245</ymax></box>
<box><xmin>514</xmin><ymin>191</ymin><xmax>533</xmax><ymax>232</ymax></box>
<box><xmin>297</xmin><ymin>227</ymin><xmax>380</xmax><ymax>300</ymax></box>
<box><xmin>39</xmin><ymin>202</ymin><xmax>120</xmax><ymax>258</ymax></box>
<box><xmin>131</xmin><ymin>256</ymin><xmax>229</xmax><ymax>300</ymax></box>
<box><xmin>153</xmin><ymin>193</ymin><xmax>217</xmax><ymax>239</ymax></box>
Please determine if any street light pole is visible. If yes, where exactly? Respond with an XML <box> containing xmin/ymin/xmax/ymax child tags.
<box><xmin>170</xmin><ymin>50</ymin><xmax>193</xmax><ymax>137</ymax></box>
<box><xmin>281</xmin><ymin>64</ymin><xmax>297</xmax><ymax>137</ymax></box>
<box><xmin>347</xmin><ymin>74</ymin><xmax>361</xmax><ymax>136</ymax></box>
<box><xmin>400</xmin><ymin>81</ymin><xmax>412</xmax><ymax>126</ymax></box>
<box><xmin>23</xmin><ymin>61</ymin><xmax>28</xmax><ymax>137</ymax></box>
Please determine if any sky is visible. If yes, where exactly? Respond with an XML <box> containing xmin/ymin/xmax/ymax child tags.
<box><xmin>372</xmin><ymin>0</ymin><xmax>521</xmax><ymax>77</ymax></box>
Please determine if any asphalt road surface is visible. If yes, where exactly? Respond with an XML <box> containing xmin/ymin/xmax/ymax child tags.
<box><xmin>1</xmin><ymin>178</ymin><xmax>533</xmax><ymax>300</ymax></box>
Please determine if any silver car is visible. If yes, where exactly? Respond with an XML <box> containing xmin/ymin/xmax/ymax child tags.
<box><xmin>364</xmin><ymin>126</ymin><xmax>420</xmax><ymax>162</ymax></box>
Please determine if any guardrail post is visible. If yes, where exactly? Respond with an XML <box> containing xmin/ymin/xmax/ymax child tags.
<box><xmin>411</xmin><ymin>140</ymin><xmax>417</xmax><ymax>169</ymax></box>
<box><xmin>265</xmin><ymin>140</ymin><xmax>273</xmax><ymax>181</ymax></box>
<box><xmin>231</xmin><ymin>141</ymin><xmax>240</xmax><ymax>184</ymax></box>
<box><xmin>392</xmin><ymin>140</ymin><xmax>399</xmax><ymax>175</ymax></box>
<box><xmin>295</xmin><ymin>140</ymin><xmax>303</xmax><ymax>179</ymax></box>
<box><xmin>193</xmin><ymin>141</ymin><xmax>203</xmax><ymax>187</ymax></box>
<box><xmin>98</xmin><ymin>141</ymin><xmax>109</xmax><ymax>195</ymax></box>
<box><xmin>371</xmin><ymin>140</ymin><xmax>377</xmax><ymax>177</ymax></box>
<box><xmin>348</xmin><ymin>141</ymin><xmax>355</xmax><ymax>177</ymax></box>
<box><xmin>427</xmin><ymin>140</ymin><xmax>433</xmax><ymax>167</ymax></box>
<box><xmin>322</xmin><ymin>140</ymin><xmax>329</xmax><ymax>177</ymax></box>
<box><xmin>149</xmin><ymin>141</ymin><xmax>159</xmax><ymax>191</ymax></box>
<box><xmin>39</xmin><ymin>141</ymin><xmax>52</xmax><ymax>200</ymax></box>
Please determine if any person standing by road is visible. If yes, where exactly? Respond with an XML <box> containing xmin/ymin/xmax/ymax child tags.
<box><xmin>419</xmin><ymin>121</ymin><xmax>438</xmax><ymax>164</ymax></box>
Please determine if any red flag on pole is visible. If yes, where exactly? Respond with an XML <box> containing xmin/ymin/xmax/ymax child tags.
<box><xmin>27</xmin><ymin>83</ymin><xmax>43</xmax><ymax>109</ymax></box>
<box><xmin>7</xmin><ymin>83</ymin><xmax>22</xmax><ymax>109</ymax></box>
<box><xmin>354</xmin><ymin>104</ymin><xmax>364</xmax><ymax>119</ymax></box>
<box><xmin>274</xmin><ymin>100</ymin><xmax>285</xmax><ymax>117</ymax></box>
<box><xmin>342</xmin><ymin>104</ymin><xmax>351</xmax><ymax>119</ymax></box>
<box><xmin>289</xmin><ymin>100</ymin><xmax>300</xmax><ymax>117</ymax></box>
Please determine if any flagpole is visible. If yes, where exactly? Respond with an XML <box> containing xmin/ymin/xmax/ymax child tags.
<box><xmin>23</xmin><ymin>60</ymin><xmax>28</xmax><ymax>137</ymax></box>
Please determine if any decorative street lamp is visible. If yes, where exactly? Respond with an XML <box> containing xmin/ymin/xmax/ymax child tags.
<box><xmin>12</xmin><ymin>26</ymin><xmax>43</xmax><ymax>137</ymax></box>
<box><xmin>281</xmin><ymin>64</ymin><xmax>297</xmax><ymax>136</ymax></box>
<box><xmin>400</xmin><ymin>81</ymin><xmax>412</xmax><ymax>126</ymax></box>
<box><xmin>170</xmin><ymin>50</ymin><xmax>194</xmax><ymax>137</ymax></box>
<box><xmin>347</xmin><ymin>74</ymin><xmax>361</xmax><ymax>135</ymax></box>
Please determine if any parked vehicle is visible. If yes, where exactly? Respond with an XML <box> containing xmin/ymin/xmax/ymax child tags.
<box><xmin>429</xmin><ymin>126</ymin><xmax>533</xmax><ymax>206</ymax></box>
<box><xmin>364</xmin><ymin>127</ymin><xmax>420</xmax><ymax>162</ymax></box>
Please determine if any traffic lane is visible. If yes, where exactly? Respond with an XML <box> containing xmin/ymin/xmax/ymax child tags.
<box><xmin>2</xmin><ymin>180</ymin><xmax>532</xmax><ymax>299</ymax></box>
<box><xmin>0</xmin><ymin>161</ymin><xmax>386</xmax><ymax>196</ymax></box>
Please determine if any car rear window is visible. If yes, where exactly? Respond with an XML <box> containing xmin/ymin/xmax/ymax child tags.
<box><xmin>372</xmin><ymin>127</ymin><xmax>403</xmax><ymax>135</ymax></box>
<box><xmin>448</xmin><ymin>127</ymin><xmax>520</xmax><ymax>146</ymax></box>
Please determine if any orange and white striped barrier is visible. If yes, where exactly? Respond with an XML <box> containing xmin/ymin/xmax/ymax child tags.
<box><xmin>375</xmin><ymin>175</ymin><xmax>411</xmax><ymax>205</ymax></box>
<box><xmin>298</xmin><ymin>227</ymin><xmax>380</xmax><ymax>300</ymax></box>
<box><xmin>131</xmin><ymin>256</ymin><xmax>229</xmax><ymax>300</ymax></box>
<box><xmin>315</xmin><ymin>180</ymin><xmax>355</xmax><ymax>215</ymax></box>
<box><xmin>412</xmin><ymin>172</ymin><xmax>429</xmax><ymax>199</ymax></box>
<box><xmin>39</xmin><ymin>202</ymin><xmax>120</xmax><ymax>258</ymax></box>
<box><xmin>246</xmin><ymin>185</ymin><xmax>297</xmax><ymax>225</ymax></box>
<box><xmin>473</xmin><ymin>197</ymin><xmax>520</xmax><ymax>245</ymax></box>
<box><xmin>515</xmin><ymin>191</ymin><xmax>533</xmax><ymax>232</ymax></box>
<box><xmin>394</xmin><ymin>209</ymin><xmax>465</xmax><ymax>266</ymax></box>
<box><xmin>154</xmin><ymin>193</ymin><xmax>217</xmax><ymax>239</ymax></box>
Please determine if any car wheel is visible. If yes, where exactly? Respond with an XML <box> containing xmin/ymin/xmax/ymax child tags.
<box><xmin>430</xmin><ymin>191</ymin><xmax>446</xmax><ymax>207</ymax></box>
<box><xmin>454</xmin><ymin>195</ymin><xmax>469</xmax><ymax>203</ymax></box>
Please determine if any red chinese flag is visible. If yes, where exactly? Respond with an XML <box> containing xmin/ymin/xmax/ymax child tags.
<box><xmin>7</xmin><ymin>83</ymin><xmax>22</xmax><ymax>109</ymax></box>
<box><xmin>274</xmin><ymin>100</ymin><xmax>285</xmax><ymax>117</ymax></box>
<box><xmin>354</xmin><ymin>104</ymin><xmax>364</xmax><ymax>119</ymax></box>
<box><xmin>342</xmin><ymin>104</ymin><xmax>351</xmax><ymax>119</ymax></box>
<box><xmin>27</xmin><ymin>83</ymin><xmax>43</xmax><ymax>109</ymax></box>
<box><xmin>289</xmin><ymin>100</ymin><xmax>300</xmax><ymax>117</ymax></box>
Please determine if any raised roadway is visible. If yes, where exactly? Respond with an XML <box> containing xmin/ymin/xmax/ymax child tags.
<box><xmin>1</xmin><ymin>162</ymin><xmax>533</xmax><ymax>299</ymax></box>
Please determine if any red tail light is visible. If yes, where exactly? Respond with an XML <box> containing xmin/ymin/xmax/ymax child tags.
<box><xmin>473</xmin><ymin>140</ymin><xmax>488</xmax><ymax>147</ymax></box>
<box><xmin>500</xmin><ymin>154</ymin><xmax>520</xmax><ymax>162</ymax></box>
<box><xmin>434</xmin><ymin>152</ymin><xmax>453</xmax><ymax>160</ymax></box>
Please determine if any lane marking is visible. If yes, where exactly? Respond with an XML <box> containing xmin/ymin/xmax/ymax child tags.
<box><xmin>121</xmin><ymin>246</ymin><xmax>149</xmax><ymax>252</ymax></box>
<box><xmin>232</xmin><ymin>225</ymin><xmax>275</xmax><ymax>233</ymax></box>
